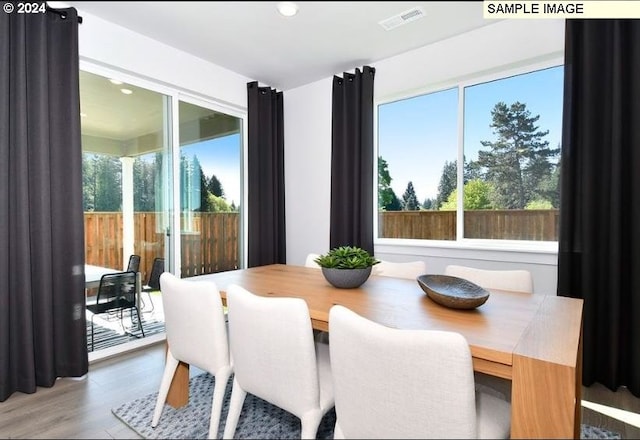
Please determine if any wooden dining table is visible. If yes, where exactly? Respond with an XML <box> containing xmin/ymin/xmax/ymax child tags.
<box><xmin>167</xmin><ymin>264</ymin><xmax>583</xmax><ymax>439</ymax></box>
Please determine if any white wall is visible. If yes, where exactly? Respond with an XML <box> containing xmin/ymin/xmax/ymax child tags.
<box><xmin>76</xmin><ymin>10</ymin><xmax>252</xmax><ymax>109</ymax></box>
<box><xmin>284</xmin><ymin>19</ymin><xmax>565</xmax><ymax>295</ymax></box>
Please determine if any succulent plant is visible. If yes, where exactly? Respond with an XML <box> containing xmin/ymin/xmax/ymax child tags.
<box><xmin>314</xmin><ymin>246</ymin><xmax>380</xmax><ymax>269</ymax></box>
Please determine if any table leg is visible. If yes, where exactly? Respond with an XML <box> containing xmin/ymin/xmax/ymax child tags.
<box><xmin>166</xmin><ymin>360</ymin><xmax>190</xmax><ymax>408</ymax></box>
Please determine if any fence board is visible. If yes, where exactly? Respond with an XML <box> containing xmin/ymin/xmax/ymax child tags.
<box><xmin>380</xmin><ymin>209</ymin><xmax>559</xmax><ymax>241</ymax></box>
<box><xmin>84</xmin><ymin>212</ymin><xmax>240</xmax><ymax>280</ymax></box>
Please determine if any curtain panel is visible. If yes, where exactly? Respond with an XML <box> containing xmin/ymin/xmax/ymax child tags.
<box><xmin>246</xmin><ymin>81</ymin><xmax>286</xmax><ymax>267</ymax></box>
<box><xmin>558</xmin><ymin>19</ymin><xmax>640</xmax><ymax>396</ymax></box>
<box><xmin>330</xmin><ymin>66</ymin><xmax>376</xmax><ymax>255</ymax></box>
<box><xmin>0</xmin><ymin>4</ymin><xmax>87</xmax><ymax>401</ymax></box>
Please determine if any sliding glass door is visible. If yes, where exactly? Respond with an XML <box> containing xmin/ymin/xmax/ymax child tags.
<box><xmin>177</xmin><ymin>99</ymin><xmax>242</xmax><ymax>278</ymax></box>
<box><xmin>80</xmin><ymin>68</ymin><xmax>174</xmax><ymax>353</ymax></box>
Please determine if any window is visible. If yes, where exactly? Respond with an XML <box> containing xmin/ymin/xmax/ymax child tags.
<box><xmin>377</xmin><ymin>64</ymin><xmax>563</xmax><ymax>244</ymax></box>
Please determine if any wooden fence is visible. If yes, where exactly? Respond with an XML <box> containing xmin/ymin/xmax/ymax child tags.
<box><xmin>379</xmin><ymin>209</ymin><xmax>559</xmax><ymax>241</ymax></box>
<box><xmin>85</xmin><ymin>209</ymin><xmax>558</xmax><ymax>280</ymax></box>
<box><xmin>84</xmin><ymin>212</ymin><xmax>240</xmax><ymax>280</ymax></box>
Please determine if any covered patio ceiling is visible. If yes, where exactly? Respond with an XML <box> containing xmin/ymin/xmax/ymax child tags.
<box><xmin>79</xmin><ymin>70</ymin><xmax>240</xmax><ymax>157</ymax></box>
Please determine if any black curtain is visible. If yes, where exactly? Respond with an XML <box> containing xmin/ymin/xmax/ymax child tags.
<box><xmin>558</xmin><ymin>19</ymin><xmax>640</xmax><ymax>396</ymax></box>
<box><xmin>0</xmin><ymin>4</ymin><xmax>87</xmax><ymax>401</ymax></box>
<box><xmin>246</xmin><ymin>81</ymin><xmax>286</xmax><ymax>267</ymax></box>
<box><xmin>330</xmin><ymin>66</ymin><xmax>376</xmax><ymax>254</ymax></box>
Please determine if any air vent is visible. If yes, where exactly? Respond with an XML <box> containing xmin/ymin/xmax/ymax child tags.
<box><xmin>378</xmin><ymin>7</ymin><xmax>425</xmax><ymax>31</ymax></box>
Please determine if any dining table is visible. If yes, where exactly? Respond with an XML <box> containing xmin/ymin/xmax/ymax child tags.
<box><xmin>84</xmin><ymin>264</ymin><xmax>120</xmax><ymax>289</ymax></box>
<box><xmin>167</xmin><ymin>264</ymin><xmax>583</xmax><ymax>439</ymax></box>
<box><xmin>84</xmin><ymin>264</ymin><xmax>142</xmax><ymax>309</ymax></box>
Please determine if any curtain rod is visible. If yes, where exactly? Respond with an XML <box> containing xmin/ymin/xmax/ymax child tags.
<box><xmin>46</xmin><ymin>5</ymin><xmax>83</xmax><ymax>24</ymax></box>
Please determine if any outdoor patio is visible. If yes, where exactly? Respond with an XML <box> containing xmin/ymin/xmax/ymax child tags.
<box><xmin>85</xmin><ymin>290</ymin><xmax>165</xmax><ymax>352</ymax></box>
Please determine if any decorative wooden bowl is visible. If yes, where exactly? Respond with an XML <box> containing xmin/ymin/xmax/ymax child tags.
<box><xmin>417</xmin><ymin>274</ymin><xmax>490</xmax><ymax>309</ymax></box>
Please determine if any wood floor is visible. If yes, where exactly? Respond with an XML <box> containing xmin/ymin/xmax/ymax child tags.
<box><xmin>0</xmin><ymin>341</ymin><xmax>639</xmax><ymax>439</ymax></box>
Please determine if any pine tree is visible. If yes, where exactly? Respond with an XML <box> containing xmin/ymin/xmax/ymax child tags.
<box><xmin>436</xmin><ymin>160</ymin><xmax>457</xmax><ymax>209</ymax></box>
<box><xmin>402</xmin><ymin>181</ymin><xmax>420</xmax><ymax>211</ymax></box>
<box><xmin>477</xmin><ymin>101</ymin><xmax>559</xmax><ymax>209</ymax></box>
<box><xmin>378</xmin><ymin>156</ymin><xmax>401</xmax><ymax>211</ymax></box>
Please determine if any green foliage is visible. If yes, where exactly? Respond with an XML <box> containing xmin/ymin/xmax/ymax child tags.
<box><xmin>133</xmin><ymin>156</ymin><xmax>158</xmax><ymax>212</ymax></box>
<box><xmin>208</xmin><ymin>194</ymin><xmax>233</xmax><ymax>212</ymax></box>
<box><xmin>525</xmin><ymin>199</ymin><xmax>553</xmax><ymax>209</ymax></box>
<box><xmin>82</xmin><ymin>153</ymin><xmax>122</xmax><ymax>211</ymax></box>
<box><xmin>314</xmin><ymin>246</ymin><xmax>380</xmax><ymax>269</ymax></box>
<box><xmin>477</xmin><ymin>101</ymin><xmax>559</xmax><ymax>209</ymax></box>
<box><xmin>378</xmin><ymin>156</ymin><xmax>402</xmax><ymax>211</ymax></box>
<box><xmin>207</xmin><ymin>174</ymin><xmax>225</xmax><ymax>198</ymax></box>
<box><xmin>440</xmin><ymin>179</ymin><xmax>494</xmax><ymax>210</ymax></box>
<box><xmin>436</xmin><ymin>160</ymin><xmax>457</xmax><ymax>209</ymax></box>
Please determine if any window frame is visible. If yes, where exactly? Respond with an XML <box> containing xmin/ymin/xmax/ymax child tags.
<box><xmin>374</xmin><ymin>56</ymin><xmax>564</xmax><ymax>254</ymax></box>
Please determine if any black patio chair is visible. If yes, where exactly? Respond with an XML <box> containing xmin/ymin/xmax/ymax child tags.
<box><xmin>127</xmin><ymin>254</ymin><xmax>141</xmax><ymax>273</ymax></box>
<box><xmin>141</xmin><ymin>257</ymin><xmax>164</xmax><ymax>313</ymax></box>
<box><xmin>87</xmin><ymin>271</ymin><xmax>145</xmax><ymax>351</ymax></box>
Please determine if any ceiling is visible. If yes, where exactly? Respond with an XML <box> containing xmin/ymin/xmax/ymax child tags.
<box><xmin>66</xmin><ymin>1</ymin><xmax>499</xmax><ymax>91</ymax></box>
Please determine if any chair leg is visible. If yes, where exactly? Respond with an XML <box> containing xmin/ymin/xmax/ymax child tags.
<box><xmin>145</xmin><ymin>291</ymin><xmax>155</xmax><ymax>313</ymax></box>
<box><xmin>222</xmin><ymin>377</ymin><xmax>248</xmax><ymax>439</ymax></box>
<box><xmin>208</xmin><ymin>369</ymin><xmax>232</xmax><ymax>439</ymax></box>
<box><xmin>300</xmin><ymin>410</ymin><xmax>323</xmax><ymax>440</ymax></box>
<box><xmin>134</xmin><ymin>306</ymin><xmax>145</xmax><ymax>337</ymax></box>
<box><xmin>151</xmin><ymin>351</ymin><xmax>180</xmax><ymax>427</ymax></box>
<box><xmin>90</xmin><ymin>316</ymin><xmax>95</xmax><ymax>352</ymax></box>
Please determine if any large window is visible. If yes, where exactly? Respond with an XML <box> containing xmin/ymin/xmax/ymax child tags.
<box><xmin>377</xmin><ymin>64</ymin><xmax>563</xmax><ymax>244</ymax></box>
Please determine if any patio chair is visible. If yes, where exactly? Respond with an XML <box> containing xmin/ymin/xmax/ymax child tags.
<box><xmin>328</xmin><ymin>304</ymin><xmax>511</xmax><ymax>439</ymax></box>
<box><xmin>126</xmin><ymin>254</ymin><xmax>141</xmax><ymax>273</ymax></box>
<box><xmin>141</xmin><ymin>257</ymin><xmax>164</xmax><ymax>313</ymax></box>
<box><xmin>86</xmin><ymin>271</ymin><xmax>145</xmax><ymax>352</ymax></box>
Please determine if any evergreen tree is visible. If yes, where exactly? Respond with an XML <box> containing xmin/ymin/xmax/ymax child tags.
<box><xmin>402</xmin><ymin>181</ymin><xmax>420</xmax><ymax>211</ymax></box>
<box><xmin>377</xmin><ymin>156</ymin><xmax>402</xmax><ymax>211</ymax></box>
<box><xmin>197</xmin><ymin>167</ymin><xmax>212</xmax><ymax>212</ymax></box>
<box><xmin>436</xmin><ymin>160</ymin><xmax>457</xmax><ymax>209</ymax></box>
<box><xmin>82</xmin><ymin>153</ymin><xmax>96</xmax><ymax>211</ymax></box>
<box><xmin>422</xmin><ymin>198</ymin><xmax>436</xmax><ymax>210</ymax></box>
<box><xmin>133</xmin><ymin>156</ymin><xmax>157</xmax><ymax>212</ymax></box>
<box><xmin>93</xmin><ymin>155</ymin><xmax>122</xmax><ymax>211</ymax></box>
<box><xmin>477</xmin><ymin>101</ymin><xmax>559</xmax><ymax>209</ymax></box>
<box><xmin>207</xmin><ymin>174</ymin><xmax>225</xmax><ymax>198</ymax></box>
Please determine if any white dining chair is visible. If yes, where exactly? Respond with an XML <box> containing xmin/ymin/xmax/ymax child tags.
<box><xmin>305</xmin><ymin>253</ymin><xmax>321</xmax><ymax>268</ymax></box>
<box><xmin>444</xmin><ymin>264</ymin><xmax>534</xmax><ymax>294</ymax></box>
<box><xmin>151</xmin><ymin>272</ymin><xmax>232</xmax><ymax>439</ymax></box>
<box><xmin>329</xmin><ymin>305</ymin><xmax>511</xmax><ymax>439</ymax></box>
<box><xmin>223</xmin><ymin>284</ymin><xmax>334</xmax><ymax>439</ymax></box>
<box><xmin>444</xmin><ymin>264</ymin><xmax>534</xmax><ymax>401</ymax></box>
<box><xmin>372</xmin><ymin>259</ymin><xmax>427</xmax><ymax>279</ymax></box>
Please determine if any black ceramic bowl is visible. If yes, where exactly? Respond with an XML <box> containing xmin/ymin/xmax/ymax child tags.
<box><xmin>417</xmin><ymin>274</ymin><xmax>490</xmax><ymax>309</ymax></box>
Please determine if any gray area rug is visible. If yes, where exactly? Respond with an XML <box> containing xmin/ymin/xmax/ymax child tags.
<box><xmin>112</xmin><ymin>373</ymin><xmax>620</xmax><ymax>439</ymax></box>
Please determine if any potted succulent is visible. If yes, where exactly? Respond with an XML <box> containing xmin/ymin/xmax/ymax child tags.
<box><xmin>314</xmin><ymin>245</ymin><xmax>380</xmax><ymax>288</ymax></box>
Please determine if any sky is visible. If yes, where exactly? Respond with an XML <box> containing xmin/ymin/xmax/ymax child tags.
<box><xmin>181</xmin><ymin>133</ymin><xmax>242</xmax><ymax>206</ymax></box>
<box><xmin>378</xmin><ymin>65</ymin><xmax>564</xmax><ymax>202</ymax></box>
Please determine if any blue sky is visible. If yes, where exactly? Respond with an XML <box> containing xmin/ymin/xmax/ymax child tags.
<box><xmin>378</xmin><ymin>65</ymin><xmax>564</xmax><ymax>202</ymax></box>
<box><xmin>181</xmin><ymin>133</ymin><xmax>241</xmax><ymax>205</ymax></box>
